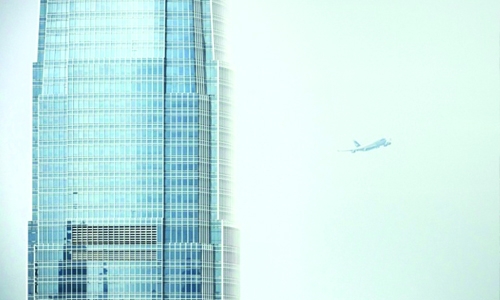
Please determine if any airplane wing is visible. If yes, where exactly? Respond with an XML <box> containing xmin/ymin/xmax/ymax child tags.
<box><xmin>337</xmin><ymin>149</ymin><xmax>357</xmax><ymax>153</ymax></box>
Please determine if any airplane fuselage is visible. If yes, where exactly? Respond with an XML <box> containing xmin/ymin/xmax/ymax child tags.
<box><xmin>348</xmin><ymin>138</ymin><xmax>391</xmax><ymax>153</ymax></box>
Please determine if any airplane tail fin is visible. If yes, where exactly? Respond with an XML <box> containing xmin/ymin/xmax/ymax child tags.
<box><xmin>353</xmin><ymin>140</ymin><xmax>361</xmax><ymax>147</ymax></box>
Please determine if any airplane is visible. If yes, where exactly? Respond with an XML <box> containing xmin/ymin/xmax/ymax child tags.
<box><xmin>338</xmin><ymin>138</ymin><xmax>392</xmax><ymax>153</ymax></box>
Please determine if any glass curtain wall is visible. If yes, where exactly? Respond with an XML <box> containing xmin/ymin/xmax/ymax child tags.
<box><xmin>27</xmin><ymin>1</ymin><xmax>238</xmax><ymax>299</ymax></box>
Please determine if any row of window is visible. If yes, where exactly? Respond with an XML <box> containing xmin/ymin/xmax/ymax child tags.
<box><xmin>38</xmin><ymin>131</ymin><xmax>199</xmax><ymax>142</ymax></box>
<box><xmin>45</xmin><ymin>1</ymin><xmax>167</xmax><ymax>14</ymax></box>
<box><xmin>37</xmin><ymin>136</ymin><xmax>166</xmax><ymax>143</ymax></box>
<box><xmin>36</xmin><ymin>282</ymin><xmax>162</xmax><ymax>295</ymax></box>
<box><xmin>38</xmin><ymin>145</ymin><xmax>199</xmax><ymax>157</ymax></box>
<box><xmin>44</xmin><ymin>31</ymin><xmax>199</xmax><ymax>45</ymax></box>
<box><xmin>54</xmin><ymin>26</ymin><xmax>201</xmax><ymax>41</ymax></box>
<box><xmin>43</xmin><ymin>36</ymin><xmax>204</xmax><ymax>49</ymax></box>
<box><xmin>41</xmin><ymin>82</ymin><xmax>214</xmax><ymax>96</ymax></box>
<box><xmin>36</xmin><ymin>178</ymin><xmax>203</xmax><ymax>190</ymax></box>
<box><xmin>63</xmin><ymin>61</ymin><xmax>198</xmax><ymax>77</ymax></box>
<box><xmin>38</xmin><ymin>114</ymin><xmax>200</xmax><ymax>126</ymax></box>
<box><xmin>38</xmin><ymin>176</ymin><xmax>200</xmax><ymax>186</ymax></box>
<box><xmin>39</xmin><ymin>207</ymin><xmax>200</xmax><ymax>214</ymax></box>
<box><xmin>37</xmin><ymin>102</ymin><xmax>164</xmax><ymax>111</ymax></box>
<box><xmin>35</xmin><ymin>188</ymin><xmax>163</xmax><ymax>197</ymax></box>
<box><xmin>38</xmin><ymin>206</ymin><xmax>166</xmax><ymax>213</ymax></box>
<box><xmin>42</xmin><ymin>66</ymin><xmax>164</xmax><ymax>79</ymax></box>
<box><xmin>35</xmin><ymin>156</ymin><xmax>200</xmax><ymax>164</ymax></box>
<box><xmin>59</xmin><ymin>15</ymin><xmax>196</xmax><ymax>29</ymax></box>
<box><xmin>37</xmin><ymin>98</ymin><xmax>204</xmax><ymax>110</ymax></box>
<box><xmin>38</xmin><ymin>209</ymin><xmax>163</xmax><ymax>222</ymax></box>
<box><xmin>38</xmin><ymin>130</ymin><xmax>205</xmax><ymax>141</ymax></box>
<box><xmin>39</xmin><ymin>162</ymin><xmax>200</xmax><ymax>173</ymax></box>
<box><xmin>44</xmin><ymin>46</ymin><xmax>164</xmax><ymax>61</ymax></box>
<box><xmin>37</xmin><ymin>90</ymin><xmax>210</xmax><ymax>103</ymax></box>
<box><xmin>49</xmin><ymin>114</ymin><xmax>199</xmax><ymax>125</ymax></box>
<box><xmin>42</xmin><ymin>0</ymin><xmax>214</xmax><ymax>15</ymax></box>
<box><xmin>37</xmin><ymin>101</ymin><xmax>206</xmax><ymax>111</ymax></box>
<box><xmin>33</xmin><ymin>261</ymin><xmax>161</xmax><ymax>274</ymax></box>
<box><xmin>35</xmin><ymin>130</ymin><xmax>209</xmax><ymax>141</ymax></box>
<box><xmin>65</xmin><ymin>16</ymin><xmax>187</xmax><ymax>29</ymax></box>
<box><xmin>32</xmin><ymin>188</ymin><xmax>165</xmax><ymax>194</ymax></box>
<box><xmin>45</xmin><ymin>30</ymin><xmax>162</xmax><ymax>45</ymax></box>
<box><xmin>39</xmin><ymin>205</ymin><xmax>166</xmax><ymax>212</ymax></box>
<box><xmin>34</xmin><ymin>100</ymin><xmax>164</xmax><ymax>113</ymax></box>
<box><xmin>37</xmin><ymin>192</ymin><xmax>199</xmax><ymax>203</ymax></box>
<box><xmin>45</xmin><ymin>16</ymin><xmax>162</xmax><ymax>30</ymax></box>
<box><xmin>38</xmin><ymin>141</ymin><xmax>203</xmax><ymax>149</ymax></box>
<box><xmin>43</xmin><ymin>81</ymin><xmax>207</xmax><ymax>94</ymax></box>
<box><xmin>39</xmin><ymin>162</ymin><xmax>200</xmax><ymax>172</ymax></box>
<box><xmin>38</xmin><ymin>224</ymin><xmax>204</xmax><ymax>242</ymax></box>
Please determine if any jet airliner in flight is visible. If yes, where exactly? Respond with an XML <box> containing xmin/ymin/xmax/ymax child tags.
<box><xmin>338</xmin><ymin>138</ymin><xmax>392</xmax><ymax>153</ymax></box>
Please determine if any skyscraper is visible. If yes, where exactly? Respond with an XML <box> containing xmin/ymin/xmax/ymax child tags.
<box><xmin>27</xmin><ymin>1</ymin><xmax>238</xmax><ymax>299</ymax></box>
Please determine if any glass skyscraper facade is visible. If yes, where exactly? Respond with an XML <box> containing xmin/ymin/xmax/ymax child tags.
<box><xmin>27</xmin><ymin>1</ymin><xmax>238</xmax><ymax>299</ymax></box>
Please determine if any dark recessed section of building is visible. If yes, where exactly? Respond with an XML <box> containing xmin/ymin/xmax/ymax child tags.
<box><xmin>72</xmin><ymin>250</ymin><xmax>156</xmax><ymax>261</ymax></box>
<box><xmin>71</xmin><ymin>225</ymin><xmax>157</xmax><ymax>245</ymax></box>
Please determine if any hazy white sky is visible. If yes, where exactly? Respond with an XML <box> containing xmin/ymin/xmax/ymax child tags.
<box><xmin>1</xmin><ymin>1</ymin><xmax>499</xmax><ymax>299</ymax></box>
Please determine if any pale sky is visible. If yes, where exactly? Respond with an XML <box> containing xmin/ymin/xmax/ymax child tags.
<box><xmin>1</xmin><ymin>1</ymin><xmax>499</xmax><ymax>299</ymax></box>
